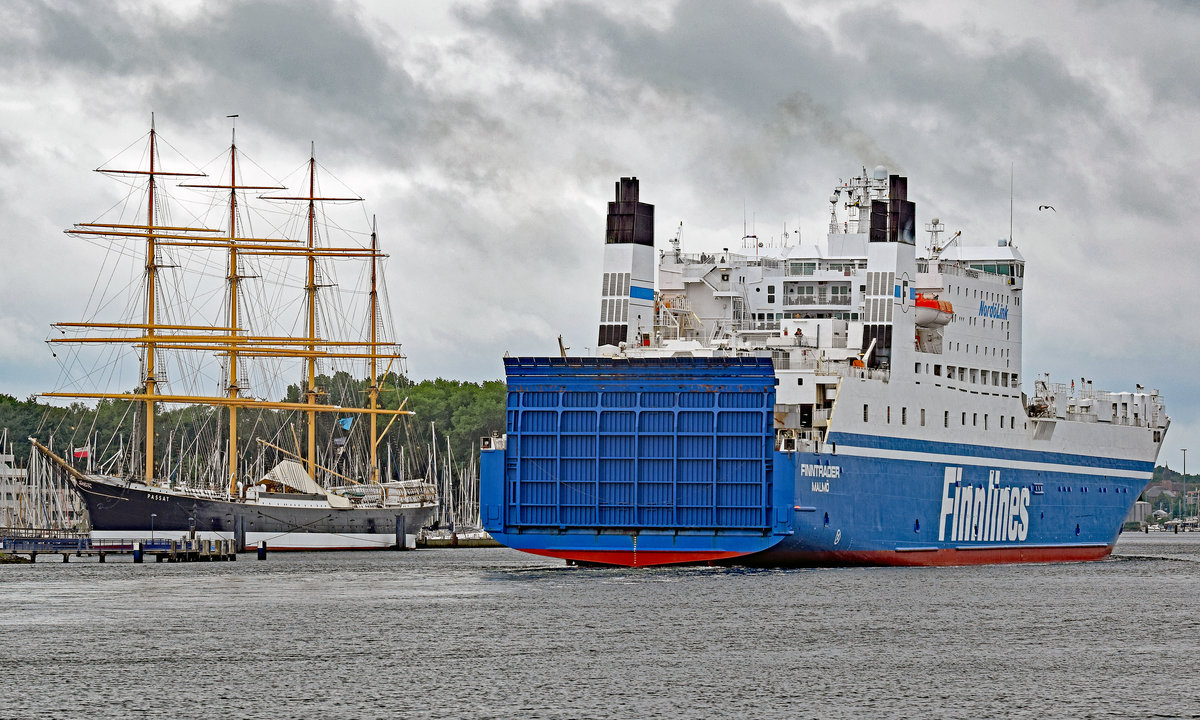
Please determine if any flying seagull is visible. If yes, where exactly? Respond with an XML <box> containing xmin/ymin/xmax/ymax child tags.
<box><xmin>1038</xmin><ymin>205</ymin><xmax>1055</xmax><ymax>212</ymax></box>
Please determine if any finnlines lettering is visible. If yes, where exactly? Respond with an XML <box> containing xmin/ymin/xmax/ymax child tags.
<box><xmin>938</xmin><ymin>468</ymin><xmax>1030</xmax><ymax>542</ymax></box>
<box><xmin>978</xmin><ymin>300</ymin><xmax>1008</xmax><ymax>320</ymax></box>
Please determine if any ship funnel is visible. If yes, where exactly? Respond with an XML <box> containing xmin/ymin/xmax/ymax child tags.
<box><xmin>598</xmin><ymin>177</ymin><xmax>655</xmax><ymax>349</ymax></box>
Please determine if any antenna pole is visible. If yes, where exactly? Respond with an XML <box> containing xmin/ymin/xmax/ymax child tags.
<box><xmin>1009</xmin><ymin>162</ymin><xmax>1014</xmax><ymax>245</ymax></box>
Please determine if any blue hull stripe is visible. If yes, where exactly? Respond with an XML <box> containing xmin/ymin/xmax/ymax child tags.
<box><xmin>825</xmin><ymin>431</ymin><xmax>1153</xmax><ymax>473</ymax></box>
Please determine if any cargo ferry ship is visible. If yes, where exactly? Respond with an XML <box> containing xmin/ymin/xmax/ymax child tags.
<box><xmin>480</xmin><ymin>169</ymin><xmax>1168</xmax><ymax>567</ymax></box>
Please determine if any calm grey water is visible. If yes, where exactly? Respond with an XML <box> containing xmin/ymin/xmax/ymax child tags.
<box><xmin>2</xmin><ymin>534</ymin><xmax>1198</xmax><ymax>720</ymax></box>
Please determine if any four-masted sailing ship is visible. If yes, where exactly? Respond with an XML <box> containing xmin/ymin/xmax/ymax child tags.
<box><xmin>32</xmin><ymin>119</ymin><xmax>438</xmax><ymax>550</ymax></box>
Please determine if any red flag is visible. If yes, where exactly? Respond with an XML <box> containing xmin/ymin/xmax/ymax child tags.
<box><xmin>73</xmin><ymin>447</ymin><xmax>89</xmax><ymax>458</ymax></box>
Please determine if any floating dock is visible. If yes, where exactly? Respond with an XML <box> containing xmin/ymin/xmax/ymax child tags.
<box><xmin>1</xmin><ymin>533</ymin><xmax>241</xmax><ymax>563</ymax></box>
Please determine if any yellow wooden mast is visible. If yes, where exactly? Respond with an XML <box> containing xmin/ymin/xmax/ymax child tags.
<box><xmin>93</xmin><ymin>119</ymin><xmax>207</xmax><ymax>484</ymax></box>
<box><xmin>224</xmin><ymin>131</ymin><xmax>241</xmax><ymax>496</ymax></box>
<box><xmin>177</xmin><ymin>128</ymin><xmax>285</xmax><ymax>497</ymax></box>
<box><xmin>369</xmin><ymin>218</ymin><xmax>380</xmax><ymax>484</ymax></box>
<box><xmin>306</xmin><ymin>151</ymin><xmax>318</xmax><ymax>479</ymax></box>
<box><xmin>144</xmin><ymin>123</ymin><xmax>157</xmax><ymax>484</ymax></box>
<box><xmin>259</xmin><ymin>147</ymin><xmax>365</xmax><ymax>482</ymax></box>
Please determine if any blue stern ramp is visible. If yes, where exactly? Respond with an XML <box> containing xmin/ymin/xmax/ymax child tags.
<box><xmin>480</xmin><ymin>357</ymin><xmax>793</xmax><ymax>566</ymax></box>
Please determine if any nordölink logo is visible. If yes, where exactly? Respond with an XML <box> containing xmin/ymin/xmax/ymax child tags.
<box><xmin>938</xmin><ymin>468</ymin><xmax>1029</xmax><ymax>542</ymax></box>
<box><xmin>978</xmin><ymin>300</ymin><xmax>1008</xmax><ymax>320</ymax></box>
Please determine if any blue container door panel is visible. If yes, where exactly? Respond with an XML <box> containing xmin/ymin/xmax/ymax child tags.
<box><xmin>497</xmin><ymin>357</ymin><xmax>782</xmax><ymax>536</ymax></box>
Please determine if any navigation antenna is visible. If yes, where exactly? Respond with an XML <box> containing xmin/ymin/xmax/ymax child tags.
<box><xmin>670</xmin><ymin>221</ymin><xmax>682</xmax><ymax>259</ymax></box>
<box><xmin>1008</xmin><ymin>162</ymin><xmax>1014</xmax><ymax>246</ymax></box>
<box><xmin>926</xmin><ymin>217</ymin><xmax>961</xmax><ymax>260</ymax></box>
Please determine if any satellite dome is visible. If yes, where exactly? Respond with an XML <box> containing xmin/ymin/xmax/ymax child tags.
<box><xmin>873</xmin><ymin>165</ymin><xmax>888</xmax><ymax>181</ymax></box>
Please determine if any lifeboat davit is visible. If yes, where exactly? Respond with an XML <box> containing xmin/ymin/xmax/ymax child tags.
<box><xmin>914</xmin><ymin>292</ymin><xmax>953</xmax><ymax>327</ymax></box>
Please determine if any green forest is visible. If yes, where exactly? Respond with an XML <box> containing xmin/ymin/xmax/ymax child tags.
<box><xmin>0</xmin><ymin>373</ymin><xmax>506</xmax><ymax>485</ymax></box>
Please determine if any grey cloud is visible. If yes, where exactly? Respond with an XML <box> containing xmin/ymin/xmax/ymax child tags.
<box><xmin>5</xmin><ymin>0</ymin><xmax>426</xmax><ymax>163</ymax></box>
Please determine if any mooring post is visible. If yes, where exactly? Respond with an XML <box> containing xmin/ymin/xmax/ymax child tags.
<box><xmin>235</xmin><ymin>517</ymin><xmax>245</xmax><ymax>555</ymax></box>
<box><xmin>395</xmin><ymin>515</ymin><xmax>406</xmax><ymax>551</ymax></box>
<box><xmin>98</xmin><ymin>552</ymin><xmax>105</xmax><ymax>563</ymax></box>
<box><xmin>257</xmin><ymin>540</ymin><xmax>267</xmax><ymax>561</ymax></box>
<box><xmin>133</xmin><ymin>542</ymin><xmax>143</xmax><ymax>563</ymax></box>
<box><xmin>62</xmin><ymin>553</ymin><xmax>69</xmax><ymax>563</ymax></box>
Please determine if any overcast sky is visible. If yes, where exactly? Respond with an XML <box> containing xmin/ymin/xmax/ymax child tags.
<box><xmin>2</xmin><ymin>0</ymin><xmax>1198</xmax><ymax>465</ymax></box>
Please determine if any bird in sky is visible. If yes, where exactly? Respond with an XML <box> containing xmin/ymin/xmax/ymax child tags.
<box><xmin>1038</xmin><ymin>205</ymin><xmax>1056</xmax><ymax>212</ymax></box>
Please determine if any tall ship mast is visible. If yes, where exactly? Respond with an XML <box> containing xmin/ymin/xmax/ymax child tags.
<box><xmin>480</xmin><ymin>169</ymin><xmax>1169</xmax><ymax>567</ymax></box>
<box><xmin>33</xmin><ymin>119</ymin><xmax>437</xmax><ymax>550</ymax></box>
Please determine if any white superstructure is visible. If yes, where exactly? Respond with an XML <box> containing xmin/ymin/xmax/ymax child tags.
<box><xmin>600</xmin><ymin>167</ymin><xmax>1167</xmax><ymax>465</ymax></box>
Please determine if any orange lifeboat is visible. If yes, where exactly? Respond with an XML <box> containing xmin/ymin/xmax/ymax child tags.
<box><xmin>914</xmin><ymin>292</ymin><xmax>953</xmax><ymax>327</ymax></box>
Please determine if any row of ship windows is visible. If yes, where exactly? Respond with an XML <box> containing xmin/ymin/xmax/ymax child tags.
<box><xmin>964</xmin><ymin>317</ymin><xmax>1010</xmax><ymax>331</ymax></box>
<box><xmin>753</xmin><ymin>311</ymin><xmax>860</xmax><ymax>321</ymax></box>
<box><xmin>863</xmin><ymin>405</ymin><xmax>1025</xmax><ymax>431</ymax></box>
<box><xmin>947</xmin><ymin>342</ymin><xmax>1010</xmax><ymax>359</ymax></box>
<box><xmin>967</xmin><ymin>262</ymin><xmax>1024</xmax><ymax>278</ymax></box>
<box><xmin>917</xmin><ymin>363</ymin><xmax>1019</xmax><ymax>389</ymax></box>
<box><xmin>946</xmin><ymin>282</ymin><xmax>1020</xmax><ymax>305</ymax></box>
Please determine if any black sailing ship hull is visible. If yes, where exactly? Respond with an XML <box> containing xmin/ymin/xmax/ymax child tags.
<box><xmin>72</xmin><ymin>475</ymin><xmax>437</xmax><ymax>551</ymax></box>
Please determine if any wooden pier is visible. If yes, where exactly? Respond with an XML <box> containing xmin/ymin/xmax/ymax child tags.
<box><xmin>0</xmin><ymin>533</ymin><xmax>241</xmax><ymax>563</ymax></box>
